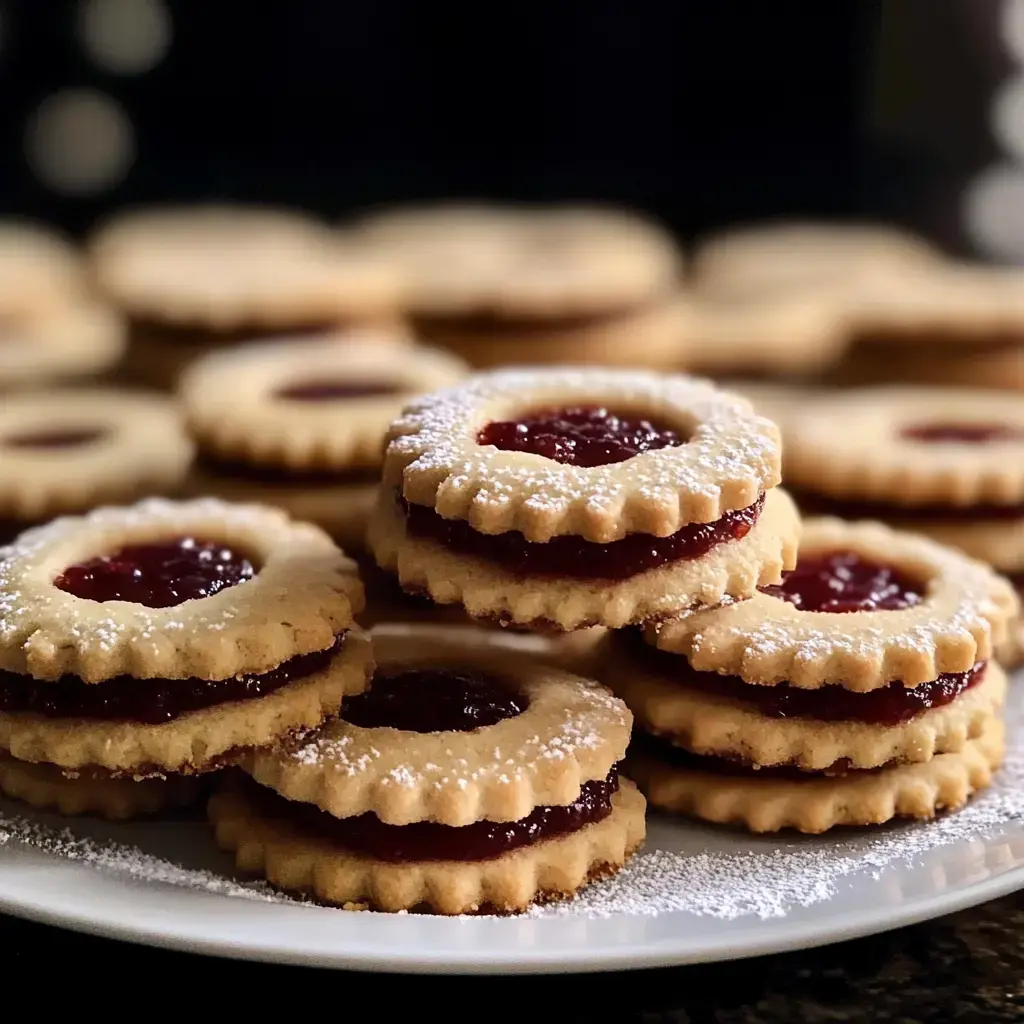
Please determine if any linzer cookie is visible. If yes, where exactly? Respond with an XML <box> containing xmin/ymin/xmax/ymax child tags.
<box><xmin>0</xmin><ymin>389</ymin><xmax>192</xmax><ymax>541</ymax></box>
<box><xmin>209</xmin><ymin>625</ymin><xmax>643</xmax><ymax>914</ymax></box>
<box><xmin>784</xmin><ymin>387</ymin><xmax>1024</xmax><ymax>663</ymax></box>
<box><xmin>88</xmin><ymin>204</ymin><xmax>404</xmax><ymax>389</ymax></box>
<box><xmin>368</xmin><ymin>368</ymin><xmax>799</xmax><ymax>630</ymax></box>
<box><xmin>609</xmin><ymin>518</ymin><xmax>1014</xmax><ymax>834</ymax></box>
<box><xmin>0</xmin><ymin>499</ymin><xmax>372</xmax><ymax>789</ymax></box>
<box><xmin>180</xmin><ymin>334</ymin><xmax>467</xmax><ymax>554</ymax></box>
<box><xmin>358</xmin><ymin>203</ymin><xmax>686</xmax><ymax>368</ymax></box>
<box><xmin>0</xmin><ymin>221</ymin><xmax>89</xmax><ymax>311</ymax></box>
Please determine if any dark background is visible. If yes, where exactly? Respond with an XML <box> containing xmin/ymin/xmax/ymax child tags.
<box><xmin>0</xmin><ymin>2</ymin><xmax>1010</xmax><ymax>247</ymax></box>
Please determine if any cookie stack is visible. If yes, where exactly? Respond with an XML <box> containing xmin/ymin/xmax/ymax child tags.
<box><xmin>178</xmin><ymin>333</ymin><xmax>467</xmax><ymax>556</ymax></box>
<box><xmin>0</xmin><ymin>222</ymin><xmax>125</xmax><ymax>391</ymax></box>
<box><xmin>367</xmin><ymin>367</ymin><xmax>801</xmax><ymax>631</ymax></box>
<box><xmin>0</xmin><ymin>389</ymin><xmax>192</xmax><ymax>544</ymax></box>
<box><xmin>783</xmin><ymin>387</ymin><xmax>1024</xmax><ymax>663</ymax></box>
<box><xmin>210</xmin><ymin>626</ymin><xmax>643</xmax><ymax>914</ymax></box>
<box><xmin>355</xmin><ymin>204</ymin><xmax>688</xmax><ymax>369</ymax></box>
<box><xmin>89</xmin><ymin>204</ymin><xmax>404</xmax><ymax>390</ymax></box>
<box><xmin>0</xmin><ymin>499</ymin><xmax>372</xmax><ymax>819</ymax></box>
<box><xmin>607</xmin><ymin>518</ymin><xmax>1016</xmax><ymax>833</ymax></box>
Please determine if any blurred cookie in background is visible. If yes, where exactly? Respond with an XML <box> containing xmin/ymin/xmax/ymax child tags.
<box><xmin>353</xmin><ymin>202</ymin><xmax>687</xmax><ymax>368</ymax></box>
<box><xmin>692</xmin><ymin>220</ymin><xmax>942</xmax><ymax>302</ymax></box>
<box><xmin>89</xmin><ymin>204</ymin><xmax>405</xmax><ymax>390</ymax></box>
<box><xmin>178</xmin><ymin>332</ymin><xmax>467</xmax><ymax>555</ymax></box>
<box><xmin>714</xmin><ymin>377</ymin><xmax>823</xmax><ymax>441</ymax></box>
<box><xmin>829</xmin><ymin>264</ymin><xmax>1024</xmax><ymax>391</ymax></box>
<box><xmin>0</xmin><ymin>388</ymin><xmax>192</xmax><ymax>542</ymax></box>
<box><xmin>0</xmin><ymin>221</ymin><xmax>91</xmax><ymax>311</ymax></box>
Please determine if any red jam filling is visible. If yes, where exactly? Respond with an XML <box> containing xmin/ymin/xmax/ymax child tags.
<box><xmin>478</xmin><ymin>405</ymin><xmax>684</xmax><ymax>467</ymax></box>
<box><xmin>194</xmin><ymin>452</ymin><xmax>377</xmax><ymax>487</ymax></box>
<box><xmin>900</xmin><ymin>423</ymin><xmax>1024</xmax><ymax>444</ymax></box>
<box><xmin>249</xmin><ymin>768</ymin><xmax>619</xmax><ymax>863</ymax></box>
<box><xmin>130</xmin><ymin>318</ymin><xmax>342</xmax><ymax>347</ymax></box>
<box><xmin>54</xmin><ymin>537</ymin><xmax>255</xmax><ymax>608</ymax></box>
<box><xmin>274</xmin><ymin>381</ymin><xmax>400</xmax><ymax>401</ymax></box>
<box><xmin>402</xmin><ymin>493</ymin><xmax>763</xmax><ymax>581</ymax></box>
<box><xmin>793</xmin><ymin>490</ymin><xmax>1024</xmax><ymax>524</ymax></box>
<box><xmin>630</xmin><ymin>633</ymin><xmax>984</xmax><ymax>726</ymax></box>
<box><xmin>3</xmin><ymin>428</ymin><xmax>107</xmax><ymax>449</ymax></box>
<box><xmin>0</xmin><ymin>633</ymin><xmax>346</xmax><ymax>724</ymax></box>
<box><xmin>760</xmin><ymin>550</ymin><xmax>923</xmax><ymax>613</ymax></box>
<box><xmin>342</xmin><ymin>668</ymin><xmax>527</xmax><ymax>732</ymax></box>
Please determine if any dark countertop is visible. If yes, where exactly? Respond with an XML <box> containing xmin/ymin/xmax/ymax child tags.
<box><xmin>7</xmin><ymin>893</ymin><xmax>1024</xmax><ymax>1021</ymax></box>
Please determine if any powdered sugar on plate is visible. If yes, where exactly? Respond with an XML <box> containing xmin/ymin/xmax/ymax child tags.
<box><xmin>0</xmin><ymin>686</ymin><xmax>1022</xmax><ymax>924</ymax></box>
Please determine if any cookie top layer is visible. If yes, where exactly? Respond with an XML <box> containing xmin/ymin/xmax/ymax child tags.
<box><xmin>179</xmin><ymin>334</ymin><xmax>468</xmax><ymax>471</ymax></box>
<box><xmin>245</xmin><ymin>623</ymin><xmax>631</xmax><ymax>826</ymax></box>
<box><xmin>651</xmin><ymin>517</ymin><xmax>1016</xmax><ymax>690</ymax></box>
<box><xmin>89</xmin><ymin>204</ymin><xmax>402</xmax><ymax>326</ymax></box>
<box><xmin>382</xmin><ymin>367</ymin><xmax>782</xmax><ymax>542</ymax></box>
<box><xmin>355</xmin><ymin>202</ymin><xmax>682</xmax><ymax>317</ymax></box>
<box><xmin>0</xmin><ymin>498</ymin><xmax>364</xmax><ymax>682</ymax></box>
<box><xmin>784</xmin><ymin>386</ymin><xmax>1024</xmax><ymax>507</ymax></box>
<box><xmin>0</xmin><ymin>221</ymin><xmax>87</xmax><ymax>311</ymax></box>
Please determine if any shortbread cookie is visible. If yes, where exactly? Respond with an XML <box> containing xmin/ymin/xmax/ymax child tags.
<box><xmin>692</xmin><ymin>221</ymin><xmax>941</xmax><ymax>301</ymax></box>
<box><xmin>0</xmin><ymin>751</ymin><xmax>203</xmax><ymax>820</ymax></box>
<box><xmin>0</xmin><ymin>221</ymin><xmax>88</xmax><ymax>311</ymax></box>
<box><xmin>681</xmin><ymin>295</ymin><xmax>850</xmax><ymax>375</ymax></box>
<box><xmin>370</xmin><ymin>368</ymin><xmax>799</xmax><ymax>629</ymax></box>
<box><xmin>211</xmin><ymin>625</ymin><xmax>643</xmax><ymax>914</ymax></box>
<box><xmin>627</xmin><ymin>716</ymin><xmax>1003</xmax><ymax>834</ymax></box>
<box><xmin>0</xmin><ymin>302</ymin><xmax>125</xmax><ymax>390</ymax></box>
<box><xmin>0</xmin><ymin>389</ymin><xmax>192</xmax><ymax>525</ymax></box>
<box><xmin>651</xmin><ymin>518</ymin><xmax>1016</xmax><ymax>689</ymax></box>
<box><xmin>715</xmin><ymin>379</ymin><xmax>820</xmax><ymax>439</ymax></box>
<box><xmin>0</xmin><ymin>499</ymin><xmax>372</xmax><ymax>775</ymax></box>
<box><xmin>359</xmin><ymin>204</ymin><xmax>683</xmax><ymax>367</ymax></box>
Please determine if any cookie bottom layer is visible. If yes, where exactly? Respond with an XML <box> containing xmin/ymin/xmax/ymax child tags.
<box><xmin>628</xmin><ymin>717</ymin><xmax>1004</xmax><ymax>834</ymax></box>
<box><xmin>208</xmin><ymin>776</ymin><xmax>646</xmax><ymax>914</ymax></box>
<box><xmin>368</xmin><ymin>487</ymin><xmax>800</xmax><ymax>631</ymax></box>
<box><xmin>184</xmin><ymin>467</ymin><xmax>377</xmax><ymax>556</ymax></box>
<box><xmin>0</xmin><ymin>752</ymin><xmax>203</xmax><ymax>820</ymax></box>
<box><xmin>0</xmin><ymin>630</ymin><xmax>374</xmax><ymax>775</ymax></box>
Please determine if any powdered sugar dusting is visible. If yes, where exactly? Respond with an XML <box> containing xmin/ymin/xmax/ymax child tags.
<box><xmin>0</xmin><ymin>688</ymin><xmax>1021</xmax><ymax>923</ymax></box>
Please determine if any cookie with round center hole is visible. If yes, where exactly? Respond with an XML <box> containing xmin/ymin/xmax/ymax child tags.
<box><xmin>0</xmin><ymin>499</ymin><xmax>373</xmax><ymax>783</ymax></box>
<box><xmin>179</xmin><ymin>334</ymin><xmax>467</xmax><ymax>553</ymax></box>
<box><xmin>211</xmin><ymin>624</ymin><xmax>642</xmax><ymax>914</ymax></box>
<box><xmin>368</xmin><ymin>367</ymin><xmax>799</xmax><ymax>631</ymax></box>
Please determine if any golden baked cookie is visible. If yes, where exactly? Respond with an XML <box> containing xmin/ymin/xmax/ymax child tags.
<box><xmin>0</xmin><ymin>302</ymin><xmax>125</xmax><ymax>390</ymax></box>
<box><xmin>650</xmin><ymin>517</ymin><xmax>1015</xmax><ymax>690</ymax></box>
<box><xmin>0</xmin><ymin>389</ymin><xmax>192</xmax><ymax>525</ymax></box>
<box><xmin>358</xmin><ymin>203</ymin><xmax>684</xmax><ymax>368</ymax></box>
<box><xmin>0</xmin><ymin>751</ymin><xmax>203</xmax><ymax>820</ymax></box>
<box><xmin>0</xmin><ymin>221</ymin><xmax>88</xmax><ymax>311</ymax></box>
<box><xmin>211</xmin><ymin>624</ymin><xmax>643</xmax><ymax>914</ymax></box>
<box><xmin>0</xmin><ymin>499</ymin><xmax>372</xmax><ymax>775</ymax></box>
<box><xmin>369</xmin><ymin>367</ymin><xmax>799</xmax><ymax>630</ymax></box>
<box><xmin>627</xmin><ymin>716</ymin><xmax>1003</xmax><ymax>834</ymax></box>
<box><xmin>692</xmin><ymin>221</ymin><xmax>941</xmax><ymax>302</ymax></box>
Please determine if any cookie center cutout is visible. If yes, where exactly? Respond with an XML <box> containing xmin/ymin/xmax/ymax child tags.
<box><xmin>342</xmin><ymin>668</ymin><xmax>527</xmax><ymax>732</ymax></box>
<box><xmin>274</xmin><ymin>380</ymin><xmax>400</xmax><ymax>401</ymax></box>
<box><xmin>900</xmin><ymin>423</ymin><xmax>1024</xmax><ymax>444</ymax></box>
<box><xmin>54</xmin><ymin>537</ymin><xmax>256</xmax><ymax>608</ymax></box>
<box><xmin>477</xmin><ymin>405</ymin><xmax>685</xmax><ymax>467</ymax></box>
<box><xmin>4</xmin><ymin>427</ymin><xmax>107</xmax><ymax>449</ymax></box>
<box><xmin>759</xmin><ymin>549</ymin><xmax>924</xmax><ymax>613</ymax></box>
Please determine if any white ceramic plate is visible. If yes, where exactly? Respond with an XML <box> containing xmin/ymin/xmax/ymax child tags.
<box><xmin>0</xmin><ymin>665</ymin><xmax>1021</xmax><ymax>974</ymax></box>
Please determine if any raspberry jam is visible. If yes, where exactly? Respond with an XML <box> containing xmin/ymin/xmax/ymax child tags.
<box><xmin>760</xmin><ymin>550</ymin><xmax>923</xmax><ymax>613</ymax></box>
<box><xmin>402</xmin><ymin>493</ymin><xmax>763</xmax><ymax>581</ymax></box>
<box><xmin>477</xmin><ymin>405</ymin><xmax>684</xmax><ymax>467</ymax></box>
<box><xmin>793</xmin><ymin>490</ymin><xmax>1024</xmax><ymax>524</ymax></box>
<box><xmin>0</xmin><ymin>633</ymin><xmax>346</xmax><ymax>724</ymax></box>
<box><xmin>901</xmin><ymin>423</ymin><xmax>1024</xmax><ymax>444</ymax></box>
<box><xmin>54</xmin><ymin>537</ymin><xmax>255</xmax><ymax>607</ymax></box>
<box><xmin>632</xmin><ymin>634</ymin><xmax>985</xmax><ymax>726</ymax></box>
<box><xmin>255</xmin><ymin>768</ymin><xmax>619</xmax><ymax>863</ymax></box>
<box><xmin>3</xmin><ymin>428</ymin><xmax>106</xmax><ymax>449</ymax></box>
<box><xmin>195</xmin><ymin>453</ymin><xmax>376</xmax><ymax>487</ymax></box>
<box><xmin>274</xmin><ymin>381</ymin><xmax>399</xmax><ymax>401</ymax></box>
<box><xmin>342</xmin><ymin>669</ymin><xmax>527</xmax><ymax>732</ymax></box>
